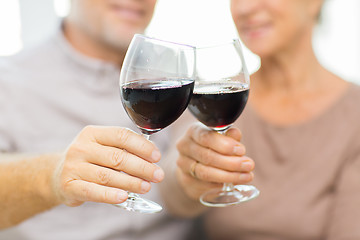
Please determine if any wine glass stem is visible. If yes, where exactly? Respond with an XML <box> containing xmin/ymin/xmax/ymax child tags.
<box><xmin>142</xmin><ymin>133</ymin><xmax>150</xmax><ymax>140</ymax></box>
<box><xmin>123</xmin><ymin>132</ymin><xmax>150</xmax><ymax>208</ymax></box>
<box><xmin>222</xmin><ymin>183</ymin><xmax>235</xmax><ymax>192</ymax></box>
<box><xmin>217</xmin><ymin>128</ymin><xmax>235</xmax><ymax>193</ymax></box>
<box><xmin>127</xmin><ymin>192</ymin><xmax>137</xmax><ymax>208</ymax></box>
<box><xmin>141</xmin><ymin>132</ymin><xmax>150</xmax><ymax>140</ymax></box>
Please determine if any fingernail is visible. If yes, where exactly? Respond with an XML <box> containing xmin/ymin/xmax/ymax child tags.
<box><xmin>117</xmin><ymin>190</ymin><xmax>128</xmax><ymax>202</ymax></box>
<box><xmin>242</xmin><ymin>161</ymin><xmax>253</xmax><ymax>171</ymax></box>
<box><xmin>239</xmin><ymin>174</ymin><xmax>251</xmax><ymax>182</ymax></box>
<box><xmin>141</xmin><ymin>181</ymin><xmax>151</xmax><ymax>193</ymax></box>
<box><xmin>153</xmin><ymin>168</ymin><xmax>164</xmax><ymax>182</ymax></box>
<box><xmin>233</xmin><ymin>145</ymin><xmax>245</xmax><ymax>155</ymax></box>
<box><xmin>152</xmin><ymin>150</ymin><xmax>161</xmax><ymax>161</ymax></box>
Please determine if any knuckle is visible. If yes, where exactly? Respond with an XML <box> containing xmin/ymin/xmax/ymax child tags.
<box><xmin>116</xmin><ymin>128</ymin><xmax>132</xmax><ymax>143</ymax></box>
<box><xmin>199</xmin><ymin>149</ymin><xmax>212</xmax><ymax>165</ymax></box>
<box><xmin>196</xmin><ymin>167</ymin><xmax>208</xmax><ymax>181</ymax></box>
<box><xmin>139</xmin><ymin>140</ymin><xmax>150</xmax><ymax>153</ymax></box>
<box><xmin>83</xmin><ymin>125</ymin><xmax>95</xmax><ymax>132</ymax></box>
<box><xmin>110</xmin><ymin>150</ymin><xmax>122</xmax><ymax>167</ymax></box>
<box><xmin>103</xmin><ymin>189</ymin><xmax>115</xmax><ymax>202</ymax></box>
<box><xmin>176</xmin><ymin>138</ymin><xmax>187</xmax><ymax>152</ymax></box>
<box><xmin>102</xmin><ymin>190</ymin><xmax>111</xmax><ymax>202</ymax></box>
<box><xmin>177</xmin><ymin>157</ymin><xmax>192</xmax><ymax>174</ymax></box>
<box><xmin>187</xmin><ymin>124</ymin><xmax>198</xmax><ymax>136</ymax></box>
<box><xmin>96</xmin><ymin>169</ymin><xmax>112</xmax><ymax>185</ymax></box>
<box><xmin>111</xmin><ymin>150</ymin><xmax>128</xmax><ymax>170</ymax></box>
<box><xmin>80</xmin><ymin>184</ymin><xmax>92</xmax><ymax>200</ymax></box>
<box><xmin>65</xmin><ymin>143</ymin><xmax>85</xmax><ymax>160</ymax></box>
<box><xmin>60</xmin><ymin>162</ymin><xmax>76</xmax><ymax>180</ymax></box>
<box><xmin>138</xmin><ymin>162</ymin><xmax>148</xmax><ymax>176</ymax></box>
<box><xmin>198</xmin><ymin>129</ymin><xmax>211</xmax><ymax>146</ymax></box>
<box><xmin>189</xmin><ymin>123</ymin><xmax>205</xmax><ymax>141</ymax></box>
<box><xmin>81</xmin><ymin>125</ymin><xmax>96</xmax><ymax>137</ymax></box>
<box><xmin>176</xmin><ymin>157</ymin><xmax>185</xmax><ymax>168</ymax></box>
<box><xmin>59</xmin><ymin>178</ymin><xmax>72</xmax><ymax>196</ymax></box>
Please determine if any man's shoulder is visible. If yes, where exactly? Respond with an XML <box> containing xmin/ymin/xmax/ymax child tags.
<box><xmin>0</xmin><ymin>57</ymin><xmax>22</xmax><ymax>83</ymax></box>
<box><xmin>0</xmin><ymin>35</ymin><xmax>66</xmax><ymax>85</ymax></box>
<box><xmin>5</xmin><ymin>37</ymin><xmax>59</xmax><ymax>68</ymax></box>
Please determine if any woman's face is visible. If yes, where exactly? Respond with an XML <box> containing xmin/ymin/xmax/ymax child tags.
<box><xmin>230</xmin><ymin>0</ymin><xmax>322</xmax><ymax>58</ymax></box>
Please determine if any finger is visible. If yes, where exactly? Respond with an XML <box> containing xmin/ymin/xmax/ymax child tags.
<box><xmin>179</xmin><ymin>170</ymin><xmax>222</xmax><ymax>189</ymax></box>
<box><xmin>87</xmin><ymin>144</ymin><xmax>164</xmax><ymax>183</ymax></box>
<box><xmin>195</xmin><ymin>162</ymin><xmax>254</xmax><ymax>184</ymax></box>
<box><xmin>65</xmin><ymin>180</ymin><xmax>128</xmax><ymax>204</ymax></box>
<box><xmin>177</xmin><ymin>137</ymin><xmax>253</xmax><ymax>172</ymax></box>
<box><xmin>188</xmin><ymin>123</ymin><xmax>246</xmax><ymax>156</ymax></box>
<box><xmin>76</xmin><ymin>162</ymin><xmax>152</xmax><ymax>194</ymax></box>
<box><xmin>81</xmin><ymin>126</ymin><xmax>161</xmax><ymax>163</ymax></box>
<box><xmin>225</xmin><ymin>127</ymin><xmax>242</xmax><ymax>142</ymax></box>
<box><xmin>177</xmin><ymin>155</ymin><xmax>253</xmax><ymax>184</ymax></box>
<box><xmin>177</xmin><ymin>168</ymin><xmax>222</xmax><ymax>200</ymax></box>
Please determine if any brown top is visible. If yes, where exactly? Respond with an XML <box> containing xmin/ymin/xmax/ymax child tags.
<box><xmin>203</xmin><ymin>83</ymin><xmax>360</xmax><ymax>240</ymax></box>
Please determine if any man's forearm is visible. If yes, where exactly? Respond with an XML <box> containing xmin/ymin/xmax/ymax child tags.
<box><xmin>0</xmin><ymin>153</ymin><xmax>61</xmax><ymax>229</ymax></box>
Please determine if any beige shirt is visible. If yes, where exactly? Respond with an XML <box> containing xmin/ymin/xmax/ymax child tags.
<box><xmin>0</xmin><ymin>29</ymin><xmax>191</xmax><ymax>240</ymax></box>
<box><xmin>202</xmin><ymin>83</ymin><xmax>360</xmax><ymax>240</ymax></box>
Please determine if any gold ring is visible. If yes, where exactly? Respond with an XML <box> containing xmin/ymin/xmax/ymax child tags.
<box><xmin>190</xmin><ymin>161</ymin><xmax>198</xmax><ymax>178</ymax></box>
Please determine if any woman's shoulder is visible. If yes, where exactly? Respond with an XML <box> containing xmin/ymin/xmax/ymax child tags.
<box><xmin>339</xmin><ymin>82</ymin><xmax>360</xmax><ymax>128</ymax></box>
<box><xmin>348</xmin><ymin>81</ymin><xmax>360</xmax><ymax>92</ymax></box>
<box><xmin>343</xmin><ymin>82</ymin><xmax>360</xmax><ymax>105</ymax></box>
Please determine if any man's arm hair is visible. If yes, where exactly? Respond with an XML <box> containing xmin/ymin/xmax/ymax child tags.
<box><xmin>0</xmin><ymin>153</ymin><xmax>61</xmax><ymax>229</ymax></box>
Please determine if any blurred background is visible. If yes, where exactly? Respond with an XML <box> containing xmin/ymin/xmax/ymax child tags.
<box><xmin>0</xmin><ymin>0</ymin><xmax>359</xmax><ymax>82</ymax></box>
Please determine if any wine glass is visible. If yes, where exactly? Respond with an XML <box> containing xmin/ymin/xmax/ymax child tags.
<box><xmin>188</xmin><ymin>39</ymin><xmax>259</xmax><ymax>207</ymax></box>
<box><xmin>118</xmin><ymin>34</ymin><xmax>195</xmax><ymax>213</ymax></box>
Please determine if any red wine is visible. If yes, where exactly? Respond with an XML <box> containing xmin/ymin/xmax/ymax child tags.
<box><xmin>121</xmin><ymin>78</ymin><xmax>194</xmax><ymax>134</ymax></box>
<box><xmin>188</xmin><ymin>83</ymin><xmax>249</xmax><ymax>130</ymax></box>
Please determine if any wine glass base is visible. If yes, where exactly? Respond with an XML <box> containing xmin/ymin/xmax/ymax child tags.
<box><xmin>113</xmin><ymin>195</ymin><xmax>162</xmax><ymax>214</ymax></box>
<box><xmin>200</xmin><ymin>185</ymin><xmax>259</xmax><ymax>207</ymax></box>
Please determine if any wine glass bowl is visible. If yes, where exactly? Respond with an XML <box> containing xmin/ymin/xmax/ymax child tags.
<box><xmin>122</xmin><ymin>78</ymin><xmax>194</xmax><ymax>135</ymax></box>
<box><xmin>188</xmin><ymin>39</ymin><xmax>259</xmax><ymax>207</ymax></box>
<box><xmin>118</xmin><ymin>34</ymin><xmax>195</xmax><ymax>213</ymax></box>
<box><xmin>187</xmin><ymin>82</ymin><xmax>249</xmax><ymax>132</ymax></box>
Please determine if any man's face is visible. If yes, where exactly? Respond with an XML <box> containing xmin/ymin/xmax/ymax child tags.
<box><xmin>68</xmin><ymin>0</ymin><xmax>157</xmax><ymax>51</ymax></box>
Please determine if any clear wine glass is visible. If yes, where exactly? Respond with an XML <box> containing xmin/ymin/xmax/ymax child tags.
<box><xmin>118</xmin><ymin>34</ymin><xmax>195</xmax><ymax>213</ymax></box>
<box><xmin>188</xmin><ymin>39</ymin><xmax>260</xmax><ymax>207</ymax></box>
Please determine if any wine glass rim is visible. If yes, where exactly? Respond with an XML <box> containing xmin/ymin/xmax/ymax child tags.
<box><xmin>195</xmin><ymin>38</ymin><xmax>242</xmax><ymax>49</ymax></box>
<box><xmin>133</xmin><ymin>34</ymin><xmax>196</xmax><ymax>49</ymax></box>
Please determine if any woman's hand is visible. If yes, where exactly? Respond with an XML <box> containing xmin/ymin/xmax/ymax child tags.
<box><xmin>176</xmin><ymin>123</ymin><xmax>254</xmax><ymax>200</ymax></box>
<box><xmin>53</xmin><ymin>126</ymin><xmax>164</xmax><ymax>207</ymax></box>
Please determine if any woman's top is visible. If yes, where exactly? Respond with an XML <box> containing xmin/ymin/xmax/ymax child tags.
<box><xmin>203</xmin><ymin>83</ymin><xmax>360</xmax><ymax>240</ymax></box>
